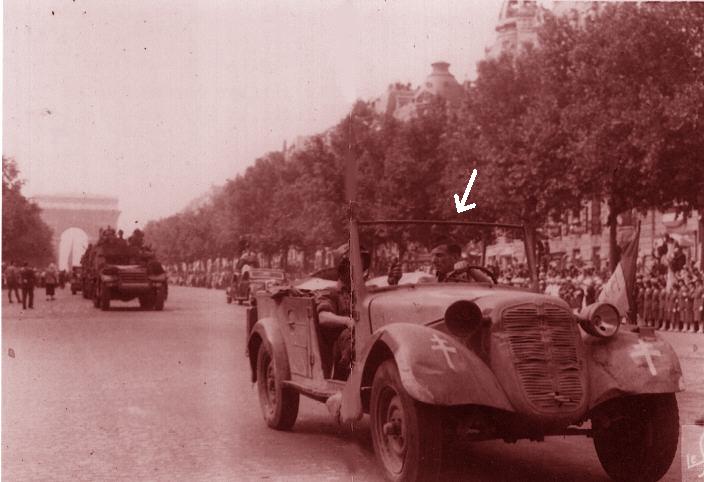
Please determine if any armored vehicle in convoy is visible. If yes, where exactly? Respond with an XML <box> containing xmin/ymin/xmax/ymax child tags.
<box><xmin>245</xmin><ymin>218</ymin><xmax>682</xmax><ymax>482</ymax></box>
<box><xmin>81</xmin><ymin>228</ymin><xmax>168</xmax><ymax>311</ymax></box>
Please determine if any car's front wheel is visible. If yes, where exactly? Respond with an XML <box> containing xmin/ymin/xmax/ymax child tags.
<box><xmin>154</xmin><ymin>288</ymin><xmax>165</xmax><ymax>311</ymax></box>
<box><xmin>256</xmin><ymin>340</ymin><xmax>299</xmax><ymax>430</ymax></box>
<box><xmin>592</xmin><ymin>393</ymin><xmax>679</xmax><ymax>482</ymax></box>
<box><xmin>139</xmin><ymin>295</ymin><xmax>154</xmax><ymax>310</ymax></box>
<box><xmin>370</xmin><ymin>360</ymin><xmax>443</xmax><ymax>482</ymax></box>
<box><xmin>99</xmin><ymin>286</ymin><xmax>111</xmax><ymax>311</ymax></box>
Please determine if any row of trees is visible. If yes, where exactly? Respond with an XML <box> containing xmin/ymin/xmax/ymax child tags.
<box><xmin>145</xmin><ymin>3</ymin><xmax>704</xmax><ymax>271</ymax></box>
<box><xmin>2</xmin><ymin>157</ymin><xmax>54</xmax><ymax>266</ymax></box>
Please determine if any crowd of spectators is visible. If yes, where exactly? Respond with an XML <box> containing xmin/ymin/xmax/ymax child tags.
<box><xmin>171</xmin><ymin>270</ymin><xmax>232</xmax><ymax>290</ymax></box>
<box><xmin>490</xmin><ymin>252</ymin><xmax>703</xmax><ymax>334</ymax></box>
<box><xmin>164</xmin><ymin>239</ymin><xmax>703</xmax><ymax>334</ymax></box>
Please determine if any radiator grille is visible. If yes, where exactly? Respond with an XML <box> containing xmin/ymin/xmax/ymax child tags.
<box><xmin>502</xmin><ymin>303</ymin><xmax>583</xmax><ymax>412</ymax></box>
<box><xmin>118</xmin><ymin>271</ymin><xmax>148</xmax><ymax>283</ymax></box>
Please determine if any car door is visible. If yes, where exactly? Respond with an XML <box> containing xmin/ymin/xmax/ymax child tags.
<box><xmin>278</xmin><ymin>296</ymin><xmax>315</xmax><ymax>378</ymax></box>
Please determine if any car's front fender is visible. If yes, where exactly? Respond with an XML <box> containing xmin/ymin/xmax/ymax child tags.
<box><xmin>246</xmin><ymin>317</ymin><xmax>289</xmax><ymax>384</ymax></box>
<box><xmin>341</xmin><ymin>323</ymin><xmax>513</xmax><ymax>423</ymax></box>
<box><xmin>585</xmin><ymin>329</ymin><xmax>683</xmax><ymax>408</ymax></box>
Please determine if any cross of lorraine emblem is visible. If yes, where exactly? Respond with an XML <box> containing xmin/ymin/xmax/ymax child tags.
<box><xmin>430</xmin><ymin>333</ymin><xmax>457</xmax><ymax>371</ymax></box>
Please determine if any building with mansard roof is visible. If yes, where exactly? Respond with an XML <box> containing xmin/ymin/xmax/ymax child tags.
<box><xmin>372</xmin><ymin>61</ymin><xmax>464</xmax><ymax>121</ymax></box>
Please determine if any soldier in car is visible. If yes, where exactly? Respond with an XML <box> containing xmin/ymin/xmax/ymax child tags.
<box><xmin>316</xmin><ymin>248</ymin><xmax>371</xmax><ymax>381</ymax></box>
<box><xmin>388</xmin><ymin>239</ymin><xmax>492</xmax><ymax>285</ymax></box>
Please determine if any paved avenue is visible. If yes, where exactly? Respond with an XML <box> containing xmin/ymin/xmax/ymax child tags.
<box><xmin>3</xmin><ymin>286</ymin><xmax>702</xmax><ymax>481</ymax></box>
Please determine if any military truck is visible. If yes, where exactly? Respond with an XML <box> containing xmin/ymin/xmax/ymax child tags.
<box><xmin>82</xmin><ymin>229</ymin><xmax>168</xmax><ymax>311</ymax></box>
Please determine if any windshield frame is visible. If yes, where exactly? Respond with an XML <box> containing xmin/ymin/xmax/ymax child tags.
<box><xmin>356</xmin><ymin>218</ymin><xmax>536</xmax><ymax>290</ymax></box>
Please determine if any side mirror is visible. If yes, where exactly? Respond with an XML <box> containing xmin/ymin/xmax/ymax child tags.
<box><xmin>578</xmin><ymin>302</ymin><xmax>620</xmax><ymax>338</ymax></box>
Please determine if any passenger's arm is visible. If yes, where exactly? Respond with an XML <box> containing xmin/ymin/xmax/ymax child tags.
<box><xmin>318</xmin><ymin>310</ymin><xmax>355</xmax><ymax>329</ymax></box>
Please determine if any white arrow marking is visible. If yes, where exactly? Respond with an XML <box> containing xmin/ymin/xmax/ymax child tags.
<box><xmin>454</xmin><ymin>169</ymin><xmax>478</xmax><ymax>214</ymax></box>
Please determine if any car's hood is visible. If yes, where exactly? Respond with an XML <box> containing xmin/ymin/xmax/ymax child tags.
<box><xmin>367</xmin><ymin>283</ymin><xmax>569</xmax><ymax>328</ymax></box>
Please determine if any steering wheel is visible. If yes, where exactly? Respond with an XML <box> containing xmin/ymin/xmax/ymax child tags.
<box><xmin>446</xmin><ymin>265</ymin><xmax>497</xmax><ymax>284</ymax></box>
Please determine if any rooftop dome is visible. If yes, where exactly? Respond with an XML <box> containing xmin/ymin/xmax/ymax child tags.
<box><xmin>415</xmin><ymin>61</ymin><xmax>463</xmax><ymax>104</ymax></box>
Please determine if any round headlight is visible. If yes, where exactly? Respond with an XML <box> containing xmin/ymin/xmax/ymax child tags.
<box><xmin>578</xmin><ymin>302</ymin><xmax>620</xmax><ymax>338</ymax></box>
<box><xmin>444</xmin><ymin>300</ymin><xmax>483</xmax><ymax>337</ymax></box>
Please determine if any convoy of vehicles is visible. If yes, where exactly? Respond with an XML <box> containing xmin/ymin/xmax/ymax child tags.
<box><xmin>245</xmin><ymin>218</ymin><xmax>683</xmax><ymax>482</ymax></box>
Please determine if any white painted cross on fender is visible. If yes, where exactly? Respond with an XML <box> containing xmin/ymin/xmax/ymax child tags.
<box><xmin>629</xmin><ymin>339</ymin><xmax>662</xmax><ymax>376</ymax></box>
<box><xmin>430</xmin><ymin>333</ymin><xmax>457</xmax><ymax>370</ymax></box>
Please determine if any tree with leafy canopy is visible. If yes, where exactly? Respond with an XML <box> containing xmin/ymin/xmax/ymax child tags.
<box><xmin>2</xmin><ymin>157</ymin><xmax>54</xmax><ymax>266</ymax></box>
<box><xmin>539</xmin><ymin>3</ymin><xmax>704</xmax><ymax>269</ymax></box>
<box><xmin>452</xmin><ymin>45</ymin><xmax>582</xmax><ymax>275</ymax></box>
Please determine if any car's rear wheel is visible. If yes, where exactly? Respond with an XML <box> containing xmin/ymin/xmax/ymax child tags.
<box><xmin>592</xmin><ymin>393</ymin><xmax>679</xmax><ymax>482</ymax></box>
<box><xmin>256</xmin><ymin>340</ymin><xmax>298</xmax><ymax>430</ymax></box>
<box><xmin>370</xmin><ymin>360</ymin><xmax>443</xmax><ymax>482</ymax></box>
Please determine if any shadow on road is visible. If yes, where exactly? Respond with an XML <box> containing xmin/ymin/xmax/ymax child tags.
<box><xmin>290</xmin><ymin>414</ymin><xmax>610</xmax><ymax>481</ymax></box>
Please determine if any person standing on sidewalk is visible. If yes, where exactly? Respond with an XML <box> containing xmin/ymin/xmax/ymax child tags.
<box><xmin>5</xmin><ymin>262</ymin><xmax>21</xmax><ymax>303</ymax></box>
<box><xmin>20</xmin><ymin>262</ymin><xmax>36</xmax><ymax>309</ymax></box>
<box><xmin>44</xmin><ymin>263</ymin><xmax>58</xmax><ymax>301</ymax></box>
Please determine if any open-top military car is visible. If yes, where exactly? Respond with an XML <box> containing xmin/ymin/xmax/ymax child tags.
<box><xmin>245</xmin><ymin>218</ymin><xmax>682</xmax><ymax>482</ymax></box>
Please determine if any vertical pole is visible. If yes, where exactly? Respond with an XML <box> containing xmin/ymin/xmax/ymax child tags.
<box><xmin>524</xmin><ymin>224</ymin><xmax>538</xmax><ymax>292</ymax></box>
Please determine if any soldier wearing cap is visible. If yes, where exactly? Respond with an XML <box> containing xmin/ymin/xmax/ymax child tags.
<box><xmin>696</xmin><ymin>279</ymin><xmax>704</xmax><ymax>334</ymax></box>
<box><xmin>642</xmin><ymin>280</ymin><xmax>653</xmax><ymax>327</ymax></box>
<box><xmin>650</xmin><ymin>281</ymin><xmax>660</xmax><ymax>329</ymax></box>
<box><xmin>658</xmin><ymin>281</ymin><xmax>668</xmax><ymax>330</ymax></box>
<box><xmin>683</xmin><ymin>280</ymin><xmax>695</xmax><ymax>332</ymax></box>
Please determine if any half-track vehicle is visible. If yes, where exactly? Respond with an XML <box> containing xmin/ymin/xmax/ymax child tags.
<box><xmin>245</xmin><ymin>218</ymin><xmax>682</xmax><ymax>482</ymax></box>
<box><xmin>81</xmin><ymin>229</ymin><xmax>168</xmax><ymax>311</ymax></box>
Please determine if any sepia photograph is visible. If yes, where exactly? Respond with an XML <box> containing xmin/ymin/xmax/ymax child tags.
<box><xmin>3</xmin><ymin>1</ymin><xmax>704</xmax><ymax>480</ymax></box>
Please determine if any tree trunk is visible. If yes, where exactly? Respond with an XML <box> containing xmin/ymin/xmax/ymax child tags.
<box><xmin>608</xmin><ymin>204</ymin><xmax>620</xmax><ymax>273</ymax></box>
<box><xmin>301</xmin><ymin>249</ymin><xmax>311</xmax><ymax>273</ymax></box>
<box><xmin>699</xmin><ymin>211</ymin><xmax>704</xmax><ymax>271</ymax></box>
<box><xmin>281</xmin><ymin>246</ymin><xmax>288</xmax><ymax>271</ymax></box>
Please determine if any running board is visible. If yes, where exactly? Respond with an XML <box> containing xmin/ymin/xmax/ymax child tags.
<box><xmin>282</xmin><ymin>380</ymin><xmax>343</xmax><ymax>403</ymax></box>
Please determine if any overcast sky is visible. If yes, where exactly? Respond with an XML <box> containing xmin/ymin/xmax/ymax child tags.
<box><xmin>4</xmin><ymin>0</ymin><xmax>517</xmax><ymax>231</ymax></box>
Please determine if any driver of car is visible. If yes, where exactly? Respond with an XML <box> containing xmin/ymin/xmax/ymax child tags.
<box><xmin>431</xmin><ymin>242</ymin><xmax>462</xmax><ymax>281</ymax></box>
<box><xmin>388</xmin><ymin>240</ymin><xmax>493</xmax><ymax>285</ymax></box>
<box><xmin>316</xmin><ymin>248</ymin><xmax>371</xmax><ymax>380</ymax></box>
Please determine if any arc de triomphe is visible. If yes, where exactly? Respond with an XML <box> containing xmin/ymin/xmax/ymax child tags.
<box><xmin>32</xmin><ymin>194</ymin><xmax>120</xmax><ymax>269</ymax></box>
